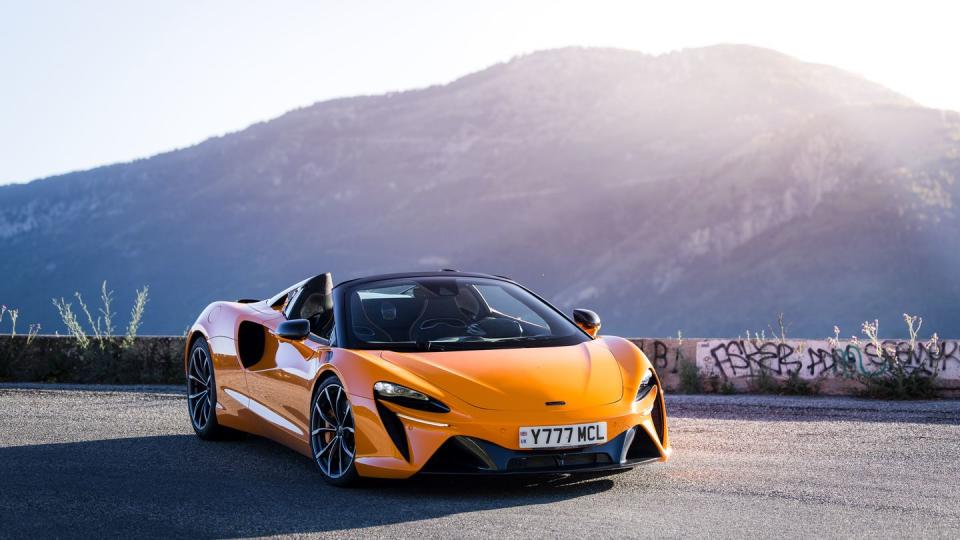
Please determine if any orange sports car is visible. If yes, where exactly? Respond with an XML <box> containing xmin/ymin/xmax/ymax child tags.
<box><xmin>185</xmin><ymin>271</ymin><xmax>671</xmax><ymax>485</ymax></box>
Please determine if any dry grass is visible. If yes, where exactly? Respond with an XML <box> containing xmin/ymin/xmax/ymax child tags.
<box><xmin>51</xmin><ymin>281</ymin><xmax>149</xmax><ymax>350</ymax></box>
<box><xmin>829</xmin><ymin>314</ymin><xmax>941</xmax><ymax>400</ymax></box>
<box><xmin>0</xmin><ymin>305</ymin><xmax>40</xmax><ymax>343</ymax></box>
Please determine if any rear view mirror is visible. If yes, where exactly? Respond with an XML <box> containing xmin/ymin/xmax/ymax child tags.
<box><xmin>573</xmin><ymin>309</ymin><xmax>601</xmax><ymax>338</ymax></box>
<box><xmin>277</xmin><ymin>319</ymin><xmax>311</xmax><ymax>341</ymax></box>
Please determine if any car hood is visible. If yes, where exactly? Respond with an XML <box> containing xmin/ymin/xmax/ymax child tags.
<box><xmin>380</xmin><ymin>340</ymin><xmax>623</xmax><ymax>412</ymax></box>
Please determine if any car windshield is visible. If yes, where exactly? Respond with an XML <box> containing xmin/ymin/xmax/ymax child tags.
<box><xmin>341</xmin><ymin>276</ymin><xmax>590</xmax><ymax>351</ymax></box>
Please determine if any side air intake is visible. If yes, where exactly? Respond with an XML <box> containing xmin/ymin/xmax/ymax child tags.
<box><xmin>237</xmin><ymin>321</ymin><xmax>265</xmax><ymax>369</ymax></box>
<box><xmin>376</xmin><ymin>402</ymin><xmax>410</xmax><ymax>461</ymax></box>
<box><xmin>625</xmin><ymin>426</ymin><xmax>661</xmax><ymax>460</ymax></box>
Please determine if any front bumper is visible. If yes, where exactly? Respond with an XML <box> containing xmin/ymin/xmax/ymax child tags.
<box><xmin>418</xmin><ymin>427</ymin><xmax>660</xmax><ymax>475</ymax></box>
<box><xmin>352</xmin><ymin>384</ymin><xmax>670</xmax><ymax>479</ymax></box>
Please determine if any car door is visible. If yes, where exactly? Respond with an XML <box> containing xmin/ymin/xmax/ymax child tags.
<box><xmin>242</xmin><ymin>316</ymin><xmax>327</xmax><ymax>447</ymax></box>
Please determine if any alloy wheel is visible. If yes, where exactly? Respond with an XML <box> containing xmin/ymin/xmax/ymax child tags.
<box><xmin>312</xmin><ymin>383</ymin><xmax>356</xmax><ymax>479</ymax></box>
<box><xmin>188</xmin><ymin>346</ymin><xmax>214</xmax><ymax>430</ymax></box>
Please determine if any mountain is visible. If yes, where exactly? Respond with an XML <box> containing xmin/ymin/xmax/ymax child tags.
<box><xmin>2</xmin><ymin>45</ymin><xmax>959</xmax><ymax>338</ymax></box>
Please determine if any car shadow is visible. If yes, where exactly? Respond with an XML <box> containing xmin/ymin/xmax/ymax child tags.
<box><xmin>0</xmin><ymin>434</ymin><xmax>618</xmax><ymax>538</ymax></box>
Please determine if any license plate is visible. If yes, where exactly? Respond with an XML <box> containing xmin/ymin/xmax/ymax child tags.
<box><xmin>519</xmin><ymin>422</ymin><xmax>607</xmax><ymax>448</ymax></box>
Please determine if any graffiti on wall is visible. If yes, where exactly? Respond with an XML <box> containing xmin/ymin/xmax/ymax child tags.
<box><xmin>696</xmin><ymin>339</ymin><xmax>960</xmax><ymax>380</ymax></box>
<box><xmin>633</xmin><ymin>339</ymin><xmax>685</xmax><ymax>372</ymax></box>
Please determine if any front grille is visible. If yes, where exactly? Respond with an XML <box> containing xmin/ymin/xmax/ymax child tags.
<box><xmin>507</xmin><ymin>452</ymin><xmax>611</xmax><ymax>471</ymax></box>
<box><xmin>508</xmin><ymin>455</ymin><xmax>558</xmax><ymax>470</ymax></box>
<box><xmin>419</xmin><ymin>432</ymin><xmax>634</xmax><ymax>475</ymax></box>
<box><xmin>420</xmin><ymin>437</ymin><xmax>493</xmax><ymax>473</ymax></box>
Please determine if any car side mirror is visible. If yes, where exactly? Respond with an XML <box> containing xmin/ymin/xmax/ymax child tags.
<box><xmin>573</xmin><ymin>309</ymin><xmax>601</xmax><ymax>338</ymax></box>
<box><xmin>277</xmin><ymin>319</ymin><xmax>311</xmax><ymax>341</ymax></box>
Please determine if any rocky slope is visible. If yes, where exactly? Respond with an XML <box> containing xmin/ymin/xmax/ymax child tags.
<box><xmin>2</xmin><ymin>45</ymin><xmax>958</xmax><ymax>337</ymax></box>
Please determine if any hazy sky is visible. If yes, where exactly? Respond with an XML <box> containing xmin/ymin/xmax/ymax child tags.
<box><xmin>2</xmin><ymin>0</ymin><xmax>958</xmax><ymax>184</ymax></box>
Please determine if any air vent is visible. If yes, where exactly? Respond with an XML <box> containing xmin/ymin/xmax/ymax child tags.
<box><xmin>237</xmin><ymin>321</ymin><xmax>265</xmax><ymax>368</ymax></box>
<box><xmin>625</xmin><ymin>426</ymin><xmax>661</xmax><ymax>460</ymax></box>
<box><xmin>651</xmin><ymin>393</ymin><xmax>665</xmax><ymax>443</ymax></box>
<box><xmin>421</xmin><ymin>437</ymin><xmax>492</xmax><ymax>473</ymax></box>
<box><xmin>375</xmin><ymin>402</ymin><xmax>410</xmax><ymax>461</ymax></box>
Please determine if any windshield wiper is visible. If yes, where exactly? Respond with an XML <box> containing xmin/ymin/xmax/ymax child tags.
<box><xmin>409</xmin><ymin>335</ymin><xmax>554</xmax><ymax>352</ymax></box>
<box><xmin>491</xmin><ymin>336</ymin><xmax>548</xmax><ymax>344</ymax></box>
<box><xmin>415</xmin><ymin>339</ymin><xmax>450</xmax><ymax>352</ymax></box>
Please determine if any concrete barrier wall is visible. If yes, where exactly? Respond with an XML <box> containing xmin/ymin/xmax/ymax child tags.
<box><xmin>628</xmin><ymin>338</ymin><xmax>698</xmax><ymax>392</ymax></box>
<box><xmin>629</xmin><ymin>337</ymin><xmax>960</xmax><ymax>395</ymax></box>
<box><xmin>2</xmin><ymin>335</ymin><xmax>958</xmax><ymax>394</ymax></box>
<box><xmin>0</xmin><ymin>335</ymin><xmax>185</xmax><ymax>384</ymax></box>
<box><xmin>695</xmin><ymin>339</ymin><xmax>960</xmax><ymax>380</ymax></box>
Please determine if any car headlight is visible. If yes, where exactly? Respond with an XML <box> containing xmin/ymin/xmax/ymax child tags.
<box><xmin>374</xmin><ymin>381</ymin><xmax>450</xmax><ymax>413</ymax></box>
<box><xmin>374</xmin><ymin>381</ymin><xmax>429</xmax><ymax>400</ymax></box>
<box><xmin>635</xmin><ymin>369</ymin><xmax>655</xmax><ymax>401</ymax></box>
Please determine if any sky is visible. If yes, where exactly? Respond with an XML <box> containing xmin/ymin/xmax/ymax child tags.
<box><xmin>2</xmin><ymin>0</ymin><xmax>959</xmax><ymax>185</ymax></box>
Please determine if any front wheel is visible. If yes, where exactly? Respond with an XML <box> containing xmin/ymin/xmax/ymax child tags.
<box><xmin>186</xmin><ymin>337</ymin><xmax>235</xmax><ymax>440</ymax></box>
<box><xmin>311</xmin><ymin>377</ymin><xmax>359</xmax><ymax>486</ymax></box>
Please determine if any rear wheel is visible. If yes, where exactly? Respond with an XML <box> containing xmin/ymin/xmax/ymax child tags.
<box><xmin>187</xmin><ymin>337</ymin><xmax>234</xmax><ymax>440</ymax></box>
<box><xmin>311</xmin><ymin>378</ymin><xmax>359</xmax><ymax>486</ymax></box>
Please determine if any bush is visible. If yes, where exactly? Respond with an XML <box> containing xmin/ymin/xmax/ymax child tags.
<box><xmin>830</xmin><ymin>314</ymin><xmax>941</xmax><ymax>400</ymax></box>
<box><xmin>747</xmin><ymin>368</ymin><xmax>781</xmax><ymax>394</ymax></box>
<box><xmin>781</xmin><ymin>370</ymin><xmax>818</xmax><ymax>396</ymax></box>
<box><xmin>858</xmin><ymin>358</ymin><xmax>939</xmax><ymax>400</ymax></box>
<box><xmin>677</xmin><ymin>359</ymin><xmax>703</xmax><ymax>394</ymax></box>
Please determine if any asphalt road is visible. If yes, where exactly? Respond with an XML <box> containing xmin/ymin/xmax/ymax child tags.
<box><xmin>1</xmin><ymin>385</ymin><xmax>958</xmax><ymax>539</ymax></box>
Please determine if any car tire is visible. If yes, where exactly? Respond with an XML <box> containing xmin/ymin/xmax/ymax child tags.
<box><xmin>311</xmin><ymin>377</ymin><xmax>359</xmax><ymax>486</ymax></box>
<box><xmin>186</xmin><ymin>337</ymin><xmax>237</xmax><ymax>440</ymax></box>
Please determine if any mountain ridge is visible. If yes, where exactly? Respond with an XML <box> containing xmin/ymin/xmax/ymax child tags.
<box><xmin>1</xmin><ymin>45</ymin><xmax>957</xmax><ymax>338</ymax></box>
<box><xmin>1</xmin><ymin>44</ymin><xmax>917</xmax><ymax>189</ymax></box>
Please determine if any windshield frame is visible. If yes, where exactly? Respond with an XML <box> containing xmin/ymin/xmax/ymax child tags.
<box><xmin>333</xmin><ymin>273</ymin><xmax>592</xmax><ymax>352</ymax></box>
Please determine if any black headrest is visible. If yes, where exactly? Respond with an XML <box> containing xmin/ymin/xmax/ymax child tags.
<box><xmin>309</xmin><ymin>273</ymin><xmax>333</xmax><ymax>295</ymax></box>
<box><xmin>301</xmin><ymin>292</ymin><xmax>333</xmax><ymax>320</ymax></box>
<box><xmin>285</xmin><ymin>272</ymin><xmax>333</xmax><ymax>321</ymax></box>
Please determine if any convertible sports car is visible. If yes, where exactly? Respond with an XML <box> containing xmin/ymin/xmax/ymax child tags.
<box><xmin>185</xmin><ymin>271</ymin><xmax>671</xmax><ymax>485</ymax></box>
